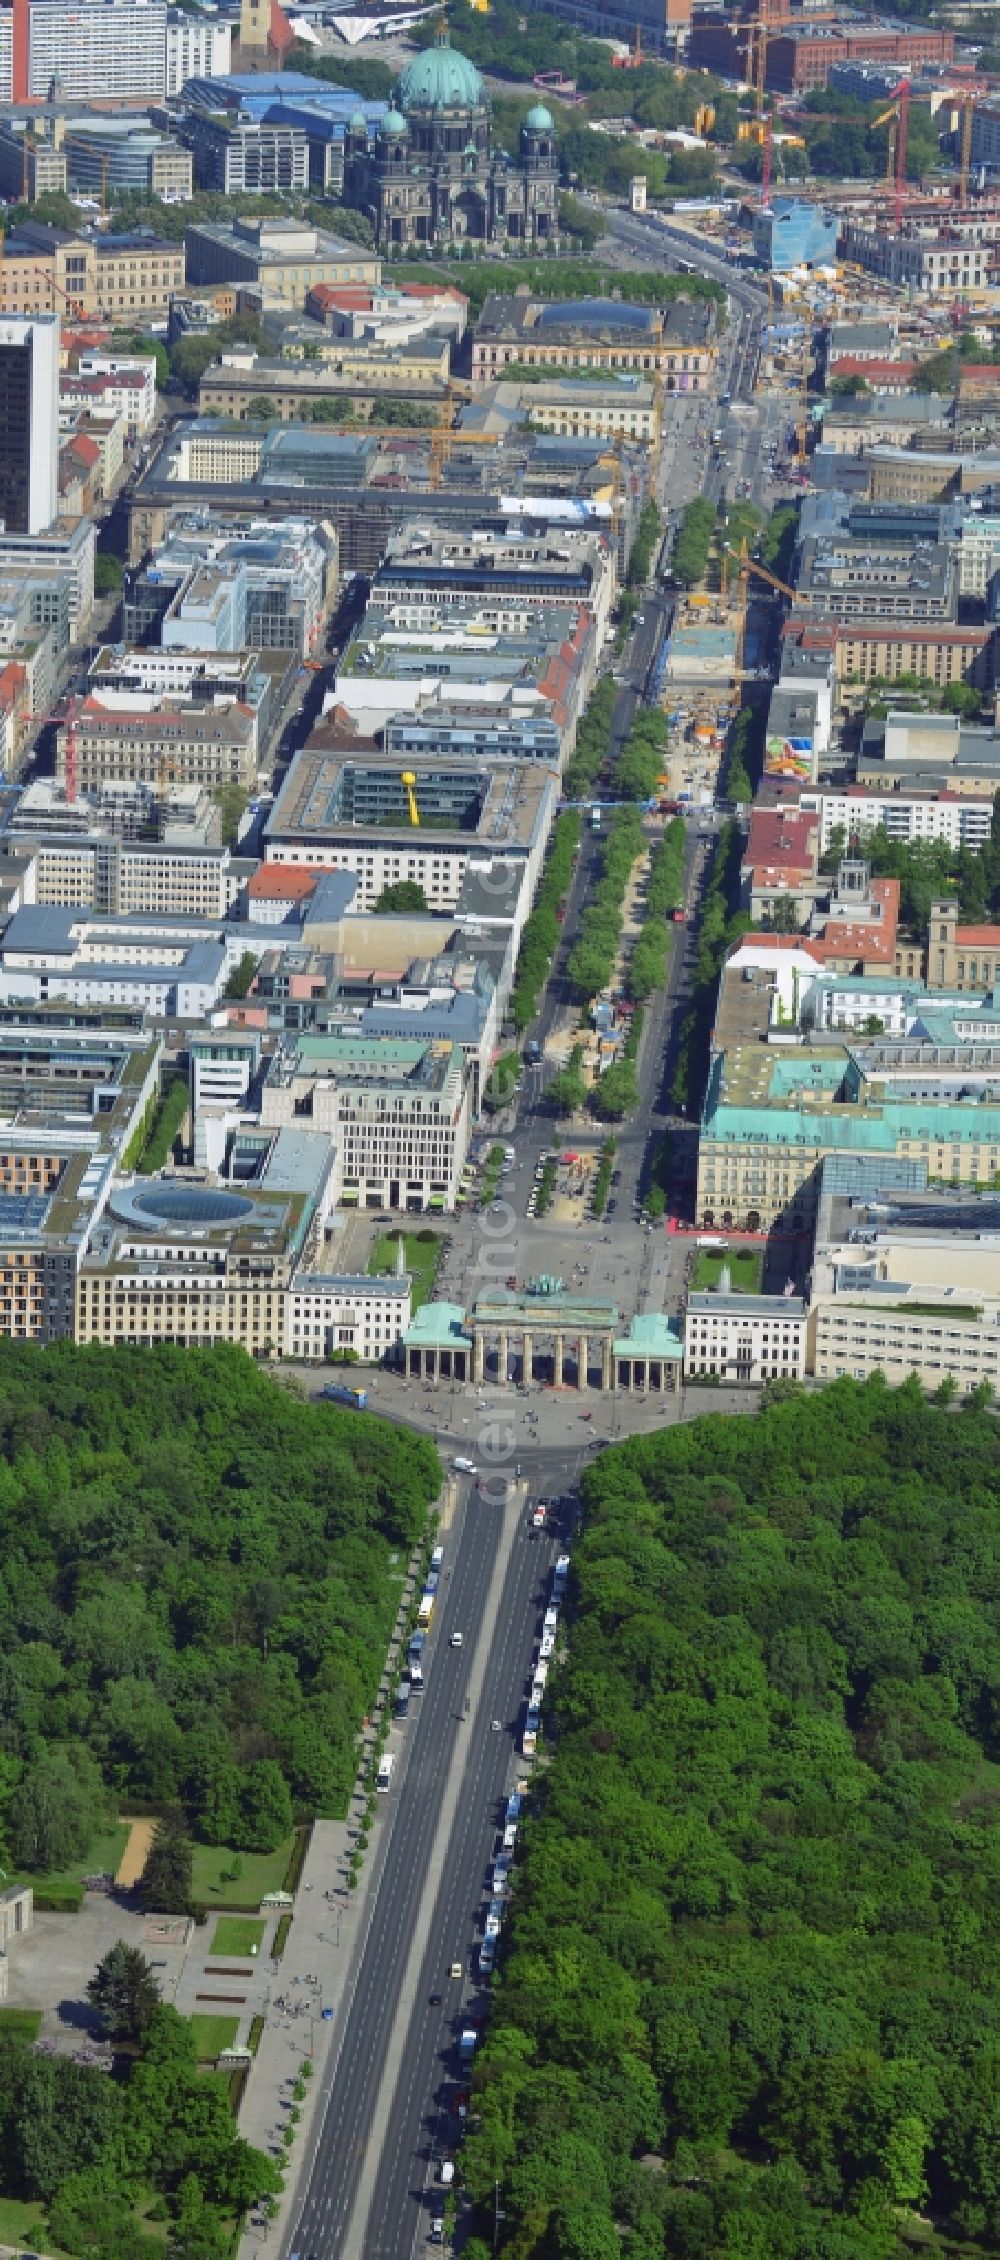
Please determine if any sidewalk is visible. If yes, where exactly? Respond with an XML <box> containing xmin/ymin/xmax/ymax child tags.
<box><xmin>236</xmin><ymin>1484</ymin><xmax>460</xmax><ymax>2260</ymax></box>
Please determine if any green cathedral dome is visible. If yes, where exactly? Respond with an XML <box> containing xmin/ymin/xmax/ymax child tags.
<box><xmin>397</xmin><ymin>40</ymin><xmax>485</xmax><ymax>112</ymax></box>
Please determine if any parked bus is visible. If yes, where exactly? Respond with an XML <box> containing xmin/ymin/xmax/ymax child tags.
<box><xmin>322</xmin><ymin>1381</ymin><xmax>368</xmax><ymax>1410</ymax></box>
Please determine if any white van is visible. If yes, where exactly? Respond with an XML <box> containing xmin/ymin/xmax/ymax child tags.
<box><xmin>439</xmin><ymin>2161</ymin><xmax>455</xmax><ymax>2187</ymax></box>
<box><xmin>430</xmin><ymin>1544</ymin><xmax>444</xmax><ymax>1571</ymax></box>
<box><xmin>453</xmin><ymin>1455</ymin><xmax>477</xmax><ymax>1474</ymax></box>
<box><xmin>376</xmin><ymin>1754</ymin><xmax>395</xmax><ymax>1792</ymax></box>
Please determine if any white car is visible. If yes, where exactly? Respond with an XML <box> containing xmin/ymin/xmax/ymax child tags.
<box><xmin>453</xmin><ymin>1456</ymin><xmax>478</xmax><ymax>1474</ymax></box>
<box><xmin>450</xmin><ymin>1631</ymin><xmax>464</xmax><ymax>1649</ymax></box>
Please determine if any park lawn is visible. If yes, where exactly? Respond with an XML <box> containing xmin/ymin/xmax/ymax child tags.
<box><xmin>209</xmin><ymin>1916</ymin><xmax>266</xmax><ymax>1959</ymax></box>
<box><xmin>190</xmin><ymin>1837</ymin><xmax>294</xmax><ymax>1910</ymax></box>
<box><xmin>368</xmin><ymin>1230</ymin><xmax>442</xmax><ymax>1313</ymax></box>
<box><xmin>0</xmin><ymin>2008</ymin><xmax>42</xmax><ymax>2040</ymax></box>
<box><xmin>0</xmin><ymin>2195</ymin><xmax>76</xmax><ymax>2257</ymax></box>
<box><xmin>188</xmin><ymin>2014</ymin><xmax>240</xmax><ymax>2062</ymax></box>
<box><xmin>692</xmin><ymin>1249</ymin><xmax>763</xmax><ymax>1294</ymax></box>
<box><xmin>11</xmin><ymin>1819</ymin><xmax>130</xmax><ymax>1903</ymax></box>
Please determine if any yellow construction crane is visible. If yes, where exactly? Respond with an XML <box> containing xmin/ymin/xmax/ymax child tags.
<box><xmin>721</xmin><ymin>540</ymin><xmax>798</xmax><ymax>675</ymax></box>
<box><xmin>959</xmin><ymin>91</ymin><xmax>975</xmax><ymax>202</ymax></box>
<box><xmin>401</xmin><ymin>771</ymin><xmax>421</xmax><ymax>827</ymax></box>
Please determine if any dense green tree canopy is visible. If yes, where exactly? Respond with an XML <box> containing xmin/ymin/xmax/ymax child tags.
<box><xmin>464</xmin><ymin>1380</ymin><xmax>1000</xmax><ymax>2260</ymax></box>
<box><xmin>0</xmin><ymin>1341</ymin><xmax>439</xmax><ymax>1853</ymax></box>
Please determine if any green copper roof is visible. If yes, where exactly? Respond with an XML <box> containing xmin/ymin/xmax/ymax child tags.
<box><xmin>525</xmin><ymin>102</ymin><xmax>553</xmax><ymax>129</ymax></box>
<box><xmin>381</xmin><ymin>106</ymin><xmax>407</xmax><ymax>134</ymax></box>
<box><xmin>398</xmin><ymin>40</ymin><xmax>484</xmax><ymax>112</ymax></box>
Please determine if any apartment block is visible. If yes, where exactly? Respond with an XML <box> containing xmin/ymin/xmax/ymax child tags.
<box><xmin>24</xmin><ymin>0</ymin><xmax>167</xmax><ymax>101</ymax></box>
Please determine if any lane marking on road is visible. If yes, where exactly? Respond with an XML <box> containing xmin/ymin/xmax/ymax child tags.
<box><xmin>338</xmin><ymin>1478</ymin><xmax>527</xmax><ymax>2260</ymax></box>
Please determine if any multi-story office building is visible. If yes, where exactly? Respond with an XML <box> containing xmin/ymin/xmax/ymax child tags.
<box><xmin>64</xmin><ymin>122</ymin><xmax>192</xmax><ymax>202</ymax></box>
<box><xmin>0</xmin><ymin>903</ymin><xmax>236</xmax><ymax>1014</ymax></box>
<box><xmin>9</xmin><ymin>833</ymin><xmax>240</xmax><ymax>917</ymax></box>
<box><xmin>0</xmin><ymin>222</ymin><xmax>96</xmax><ymax>319</ymax></box>
<box><xmin>0</xmin><ymin>1012</ymin><xmax>159</xmax><ymax>1343</ymax></box>
<box><xmin>261</xmin><ymin>1030</ymin><xmax>472</xmax><ymax>1212</ymax></box>
<box><xmin>164</xmin><ymin>6</ymin><xmax>231</xmax><ymax>94</ymax></box>
<box><xmin>0</xmin><ymin>517</ymin><xmax>94</xmax><ymax>631</ymax></box>
<box><xmin>74</xmin><ymin>1129</ymin><xmax>336</xmax><ymax>1353</ymax></box>
<box><xmin>0</xmin><ymin>315</ymin><xmax>58</xmax><ymax>534</ymax></box>
<box><xmin>373</xmin><ymin>524</ymin><xmax>617</xmax><ymax>641</ymax></box>
<box><xmin>0</xmin><ymin>123</ymin><xmax>66</xmax><ymax>202</ymax></box>
<box><xmin>265</xmin><ymin>748</ymin><xmax>556</xmax><ymax>938</ymax></box>
<box><xmin>185</xmin><ymin>111</ymin><xmax>308</xmax><ymax>196</ymax></box>
<box><xmin>197</xmin><ymin>340</ymin><xmax>449</xmax><ymax>423</ymax></box>
<box><xmin>123</xmin><ymin>514</ymin><xmax>338</xmax><ymax>656</ymax></box>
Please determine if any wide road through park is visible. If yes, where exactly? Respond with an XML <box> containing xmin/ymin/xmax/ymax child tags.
<box><xmin>286</xmin><ymin>1470</ymin><xmax>560</xmax><ymax>2260</ymax></box>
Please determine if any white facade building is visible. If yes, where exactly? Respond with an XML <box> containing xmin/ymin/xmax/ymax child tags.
<box><xmin>76</xmin><ymin>352</ymin><xmax>157</xmax><ymax>433</ymax></box>
<box><xmin>284</xmin><ymin>1272</ymin><xmax>411</xmax><ymax>1362</ymax></box>
<box><xmin>164</xmin><ymin>8</ymin><xmax>231</xmax><ymax>94</ymax></box>
<box><xmin>800</xmin><ymin>785</ymin><xmax>993</xmax><ymax>855</ymax></box>
<box><xmin>27</xmin><ymin>0</ymin><xmax>167</xmax><ymax>101</ymax></box>
<box><xmin>684</xmin><ymin>1292</ymin><xmax>809</xmax><ymax>1385</ymax></box>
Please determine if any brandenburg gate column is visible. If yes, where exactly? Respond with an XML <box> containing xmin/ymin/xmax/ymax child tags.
<box><xmin>577</xmin><ymin>1332</ymin><xmax>588</xmax><ymax>1389</ymax></box>
<box><xmin>498</xmin><ymin>1329</ymin><xmax>509</xmax><ymax>1384</ymax></box>
<box><xmin>522</xmin><ymin>1329</ymin><xmax>532</xmax><ymax>1384</ymax></box>
<box><xmin>473</xmin><ymin>1332</ymin><xmax>485</xmax><ymax>1386</ymax></box>
<box><xmin>601</xmin><ymin>1335</ymin><xmax>612</xmax><ymax>1391</ymax></box>
<box><xmin>553</xmin><ymin>1333</ymin><xmax>564</xmax><ymax>1387</ymax></box>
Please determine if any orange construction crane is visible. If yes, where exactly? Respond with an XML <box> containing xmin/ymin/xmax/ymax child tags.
<box><xmin>744</xmin><ymin>15</ymin><xmax>769</xmax><ymax>117</ymax></box>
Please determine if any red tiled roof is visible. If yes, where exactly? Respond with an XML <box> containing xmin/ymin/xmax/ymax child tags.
<box><xmin>247</xmin><ymin>864</ymin><xmax>324</xmax><ymax>900</ymax></box>
<box><xmin>812</xmin><ymin>876</ymin><xmax>901</xmax><ymax>966</ymax></box>
<box><xmin>955</xmin><ymin>924</ymin><xmax>1000</xmax><ymax>946</ymax></box>
<box><xmin>744</xmin><ymin>806</ymin><xmax>818</xmax><ymax>880</ymax></box>
<box><xmin>829</xmin><ymin>356</ymin><xmax>916</xmax><ymax>383</ymax></box>
<box><xmin>736</xmin><ymin>934</ymin><xmax>826</xmax><ymax>960</ymax></box>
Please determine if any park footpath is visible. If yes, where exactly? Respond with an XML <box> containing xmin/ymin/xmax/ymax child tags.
<box><xmin>235</xmin><ymin>1478</ymin><xmax>460</xmax><ymax>2260</ymax></box>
